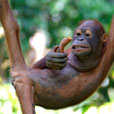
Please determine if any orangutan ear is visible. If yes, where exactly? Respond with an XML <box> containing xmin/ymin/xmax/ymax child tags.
<box><xmin>102</xmin><ymin>33</ymin><xmax>109</xmax><ymax>42</ymax></box>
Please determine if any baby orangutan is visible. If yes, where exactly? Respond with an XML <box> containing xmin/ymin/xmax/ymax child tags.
<box><xmin>0</xmin><ymin>0</ymin><xmax>114</xmax><ymax>114</ymax></box>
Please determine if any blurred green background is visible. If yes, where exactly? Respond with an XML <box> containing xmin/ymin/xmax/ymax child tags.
<box><xmin>0</xmin><ymin>0</ymin><xmax>114</xmax><ymax>114</ymax></box>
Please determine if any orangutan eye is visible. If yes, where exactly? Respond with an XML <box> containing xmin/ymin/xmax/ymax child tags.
<box><xmin>85</xmin><ymin>29</ymin><xmax>92</xmax><ymax>37</ymax></box>
<box><xmin>75</xmin><ymin>29</ymin><xmax>82</xmax><ymax>36</ymax></box>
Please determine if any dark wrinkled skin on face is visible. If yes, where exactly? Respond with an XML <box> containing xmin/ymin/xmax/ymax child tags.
<box><xmin>29</xmin><ymin>20</ymin><xmax>106</xmax><ymax>109</ymax></box>
<box><xmin>70</xmin><ymin>20</ymin><xmax>105</xmax><ymax>71</ymax></box>
<box><xmin>1</xmin><ymin>1</ymin><xmax>114</xmax><ymax>113</ymax></box>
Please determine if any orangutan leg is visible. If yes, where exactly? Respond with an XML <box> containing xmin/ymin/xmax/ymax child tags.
<box><xmin>0</xmin><ymin>0</ymin><xmax>35</xmax><ymax>113</ymax></box>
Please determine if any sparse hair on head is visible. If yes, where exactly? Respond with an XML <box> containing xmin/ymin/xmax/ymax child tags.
<box><xmin>79</xmin><ymin>19</ymin><xmax>105</xmax><ymax>36</ymax></box>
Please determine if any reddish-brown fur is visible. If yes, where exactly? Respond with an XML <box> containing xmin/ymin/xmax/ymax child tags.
<box><xmin>0</xmin><ymin>0</ymin><xmax>114</xmax><ymax>114</ymax></box>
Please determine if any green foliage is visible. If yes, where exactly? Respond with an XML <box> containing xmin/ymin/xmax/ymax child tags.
<box><xmin>0</xmin><ymin>0</ymin><xmax>114</xmax><ymax>113</ymax></box>
<box><xmin>0</xmin><ymin>84</ymin><xmax>21</xmax><ymax>114</ymax></box>
<box><xmin>10</xmin><ymin>0</ymin><xmax>114</xmax><ymax>48</ymax></box>
<box><xmin>0</xmin><ymin>84</ymin><xmax>114</xmax><ymax>114</ymax></box>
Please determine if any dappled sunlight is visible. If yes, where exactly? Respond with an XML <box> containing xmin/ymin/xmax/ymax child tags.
<box><xmin>1</xmin><ymin>59</ymin><xmax>10</xmax><ymax>70</ymax></box>
<box><xmin>0</xmin><ymin>84</ymin><xmax>114</xmax><ymax>114</ymax></box>
<box><xmin>0</xmin><ymin>0</ymin><xmax>114</xmax><ymax>113</ymax></box>
<box><xmin>85</xmin><ymin>106</ymin><xmax>98</xmax><ymax>114</ymax></box>
<box><xmin>0</xmin><ymin>27</ymin><xmax>4</xmax><ymax>38</ymax></box>
<box><xmin>98</xmin><ymin>102</ymin><xmax>114</xmax><ymax>114</ymax></box>
<box><xmin>0</xmin><ymin>84</ymin><xmax>21</xmax><ymax>114</ymax></box>
<box><xmin>29</xmin><ymin>30</ymin><xmax>47</xmax><ymax>61</ymax></box>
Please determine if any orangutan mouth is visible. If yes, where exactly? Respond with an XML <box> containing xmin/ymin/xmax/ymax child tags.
<box><xmin>72</xmin><ymin>45</ymin><xmax>89</xmax><ymax>49</ymax></box>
